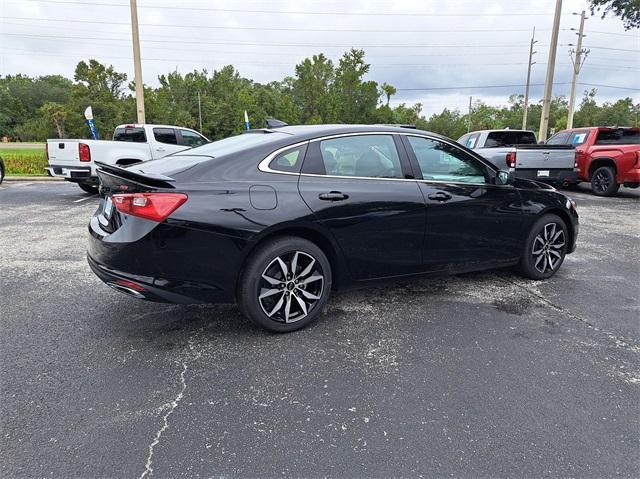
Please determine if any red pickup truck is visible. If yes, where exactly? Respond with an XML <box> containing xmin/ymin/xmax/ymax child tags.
<box><xmin>547</xmin><ymin>127</ymin><xmax>640</xmax><ymax>196</ymax></box>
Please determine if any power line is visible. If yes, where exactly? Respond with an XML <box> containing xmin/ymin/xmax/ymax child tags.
<box><xmin>0</xmin><ymin>16</ymin><xmax>554</xmax><ymax>34</ymax></box>
<box><xmin>397</xmin><ymin>83</ymin><xmax>569</xmax><ymax>91</ymax></box>
<box><xmin>0</xmin><ymin>32</ymin><xmax>541</xmax><ymax>49</ymax></box>
<box><xmin>11</xmin><ymin>0</ymin><xmax>577</xmax><ymax>16</ymax></box>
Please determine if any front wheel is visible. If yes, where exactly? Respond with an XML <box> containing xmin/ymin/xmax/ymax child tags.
<box><xmin>238</xmin><ymin>236</ymin><xmax>332</xmax><ymax>332</ymax></box>
<box><xmin>591</xmin><ymin>166</ymin><xmax>619</xmax><ymax>197</ymax></box>
<box><xmin>519</xmin><ymin>214</ymin><xmax>568</xmax><ymax>280</ymax></box>
<box><xmin>78</xmin><ymin>182</ymin><xmax>99</xmax><ymax>195</ymax></box>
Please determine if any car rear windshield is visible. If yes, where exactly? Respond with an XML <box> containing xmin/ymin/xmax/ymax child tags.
<box><xmin>484</xmin><ymin>131</ymin><xmax>537</xmax><ymax>147</ymax></box>
<box><xmin>595</xmin><ymin>129</ymin><xmax>640</xmax><ymax>145</ymax></box>
<box><xmin>113</xmin><ymin>127</ymin><xmax>146</xmax><ymax>142</ymax></box>
<box><xmin>130</xmin><ymin>131</ymin><xmax>290</xmax><ymax>177</ymax></box>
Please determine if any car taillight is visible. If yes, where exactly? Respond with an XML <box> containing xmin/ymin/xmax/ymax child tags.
<box><xmin>635</xmin><ymin>151</ymin><xmax>640</xmax><ymax>167</ymax></box>
<box><xmin>112</xmin><ymin>193</ymin><xmax>188</xmax><ymax>222</ymax></box>
<box><xmin>575</xmin><ymin>150</ymin><xmax>586</xmax><ymax>169</ymax></box>
<box><xmin>506</xmin><ymin>152</ymin><xmax>516</xmax><ymax>168</ymax></box>
<box><xmin>79</xmin><ymin>143</ymin><xmax>91</xmax><ymax>162</ymax></box>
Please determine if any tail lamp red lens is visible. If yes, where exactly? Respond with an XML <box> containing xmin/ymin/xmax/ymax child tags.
<box><xmin>505</xmin><ymin>152</ymin><xmax>516</xmax><ymax>168</ymax></box>
<box><xmin>78</xmin><ymin>143</ymin><xmax>91</xmax><ymax>162</ymax></box>
<box><xmin>112</xmin><ymin>193</ymin><xmax>188</xmax><ymax>222</ymax></box>
<box><xmin>635</xmin><ymin>151</ymin><xmax>640</xmax><ymax>167</ymax></box>
<box><xmin>115</xmin><ymin>279</ymin><xmax>145</xmax><ymax>291</ymax></box>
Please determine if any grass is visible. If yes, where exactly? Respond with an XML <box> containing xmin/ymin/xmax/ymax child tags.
<box><xmin>0</xmin><ymin>146</ymin><xmax>48</xmax><ymax>175</ymax></box>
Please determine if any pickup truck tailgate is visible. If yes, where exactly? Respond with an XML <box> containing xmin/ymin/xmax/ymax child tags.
<box><xmin>47</xmin><ymin>141</ymin><xmax>86</xmax><ymax>165</ymax></box>
<box><xmin>46</xmin><ymin>140</ymin><xmax>94</xmax><ymax>180</ymax></box>
<box><xmin>514</xmin><ymin>145</ymin><xmax>575</xmax><ymax>169</ymax></box>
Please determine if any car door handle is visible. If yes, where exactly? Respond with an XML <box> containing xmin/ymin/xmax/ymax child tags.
<box><xmin>156</xmin><ymin>147</ymin><xmax>165</xmax><ymax>152</ymax></box>
<box><xmin>427</xmin><ymin>191</ymin><xmax>452</xmax><ymax>202</ymax></box>
<box><xmin>318</xmin><ymin>191</ymin><xmax>349</xmax><ymax>201</ymax></box>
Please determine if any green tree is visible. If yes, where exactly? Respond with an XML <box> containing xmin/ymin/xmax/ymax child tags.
<box><xmin>39</xmin><ymin>101</ymin><xmax>69</xmax><ymax>138</ymax></box>
<box><xmin>588</xmin><ymin>0</ymin><xmax>640</xmax><ymax>29</ymax></box>
<box><xmin>292</xmin><ymin>54</ymin><xmax>336</xmax><ymax>123</ymax></box>
<box><xmin>333</xmin><ymin>49</ymin><xmax>379</xmax><ymax>123</ymax></box>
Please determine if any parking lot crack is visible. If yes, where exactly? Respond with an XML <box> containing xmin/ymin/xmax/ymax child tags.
<box><xmin>498</xmin><ymin>276</ymin><xmax>640</xmax><ymax>353</ymax></box>
<box><xmin>139</xmin><ymin>336</ymin><xmax>202</xmax><ymax>479</ymax></box>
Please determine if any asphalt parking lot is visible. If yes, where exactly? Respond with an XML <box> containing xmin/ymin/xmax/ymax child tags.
<box><xmin>1</xmin><ymin>180</ymin><xmax>639</xmax><ymax>478</ymax></box>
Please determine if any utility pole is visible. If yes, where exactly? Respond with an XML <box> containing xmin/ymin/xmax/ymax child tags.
<box><xmin>467</xmin><ymin>96</ymin><xmax>472</xmax><ymax>133</ymax></box>
<box><xmin>197</xmin><ymin>91</ymin><xmax>203</xmax><ymax>132</ymax></box>
<box><xmin>522</xmin><ymin>27</ymin><xmax>537</xmax><ymax>130</ymax></box>
<box><xmin>538</xmin><ymin>0</ymin><xmax>562</xmax><ymax>142</ymax></box>
<box><xmin>567</xmin><ymin>10</ymin><xmax>589</xmax><ymax>129</ymax></box>
<box><xmin>130</xmin><ymin>0</ymin><xmax>145</xmax><ymax>123</ymax></box>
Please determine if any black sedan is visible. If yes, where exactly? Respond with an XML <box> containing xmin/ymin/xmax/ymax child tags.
<box><xmin>89</xmin><ymin>124</ymin><xmax>578</xmax><ymax>332</ymax></box>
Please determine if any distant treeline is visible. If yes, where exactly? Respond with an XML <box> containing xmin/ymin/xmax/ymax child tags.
<box><xmin>1</xmin><ymin>49</ymin><xmax>637</xmax><ymax>142</ymax></box>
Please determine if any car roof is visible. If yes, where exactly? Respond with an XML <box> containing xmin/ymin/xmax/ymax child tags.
<box><xmin>248</xmin><ymin>124</ymin><xmax>451</xmax><ymax>142</ymax></box>
<box><xmin>464</xmin><ymin>129</ymin><xmax>535</xmax><ymax>135</ymax></box>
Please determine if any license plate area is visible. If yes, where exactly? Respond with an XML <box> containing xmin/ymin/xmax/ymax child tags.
<box><xmin>537</xmin><ymin>170</ymin><xmax>550</xmax><ymax>177</ymax></box>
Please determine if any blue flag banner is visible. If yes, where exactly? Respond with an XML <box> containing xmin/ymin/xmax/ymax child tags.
<box><xmin>244</xmin><ymin>110</ymin><xmax>251</xmax><ymax>130</ymax></box>
<box><xmin>84</xmin><ymin>106</ymin><xmax>99</xmax><ymax>140</ymax></box>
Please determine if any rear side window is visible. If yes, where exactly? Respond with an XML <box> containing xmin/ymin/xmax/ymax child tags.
<box><xmin>308</xmin><ymin>135</ymin><xmax>403</xmax><ymax>179</ymax></box>
<box><xmin>568</xmin><ymin>131</ymin><xmax>589</xmax><ymax>145</ymax></box>
<box><xmin>485</xmin><ymin>131</ymin><xmax>536</xmax><ymax>147</ymax></box>
<box><xmin>595</xmin><ymin>129</ymin><xmax>640</xmax><ymax>145</ymax></box>
<box><xmin>546</xmin><ymin>132</ymin><xmax>570</xmax><ymax>145</ymax></box>
<box><xmin>269</xmin><ymin>144</ymin><xmax>307</xmax><ymax>173</ymax></box>
<box><xmin>113</xmin><ymin>127</ymin><xmax>146</xmax><ymax>142</ymax></box>
<box><xmin>153</xmin><ymin>128</ymin><xmax>178</xmax><ymax>145</ymax></box>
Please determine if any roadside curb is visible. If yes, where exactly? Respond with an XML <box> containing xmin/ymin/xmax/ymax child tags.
<box><xmin>4</xmin><ymin>176</ymin><xmax>64</xmax><ymax>182</ymax></box>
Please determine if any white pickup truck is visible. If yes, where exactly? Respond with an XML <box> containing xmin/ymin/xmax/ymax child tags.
<box><xmin>45</xmin><ymin>124</ymin><xmax>209</xmax><ymax>193</ymax></box>
<box><xmin>458</xmin><ymin>129</ymin><xmax>578</xmax><ymax>186</ymax></box>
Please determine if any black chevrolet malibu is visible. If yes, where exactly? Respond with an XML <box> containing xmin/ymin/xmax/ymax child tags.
<box><xmin>88</xmin><ymin>124</ymin><xmax>578</xmax><ymax>332</ymax></box>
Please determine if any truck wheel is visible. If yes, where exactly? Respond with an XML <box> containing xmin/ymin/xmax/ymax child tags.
<box><xmin>78</xmin><ymin>182</ymin><xmax>99</xmax><ymax>195</ymax></box>
<box><xmin>591</xmin><ymin>166</ymin><xmax>620</xmax><ymax>196</ymax></box>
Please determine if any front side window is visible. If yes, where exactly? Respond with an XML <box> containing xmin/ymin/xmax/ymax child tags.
<box><xmin>316</xmin><ymin>135</ymin><xmax>403</xmax><ymax>179</ymax></box>
<box><xmin>153</xmin><ymin>128</ymin><xmax>178</xmax><ymax>145</ymax></box>
<box><xmin>407</xmin><ymin>136</ymin><xmax>487</xmax><ymax>184</ymax></box>
<box><xmin>180</xmin><ymin>129</ymin><xmax>208</xmax><ymax>147</ymax></box>
<box><xmin>269</xmin><ymin>144</ymin><xmax>307</xmax><ymax>173</ymax></box>
<box><xmin>546</xmin><ymin>131</ymin><xmax>570</xmax><ymax>145</ymax></box>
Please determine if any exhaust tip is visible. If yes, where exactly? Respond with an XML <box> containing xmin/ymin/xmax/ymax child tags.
<box><xmin>107</xmin><ymin>282</ymin><xmax>146</xmax><ymax>299</ymax></box>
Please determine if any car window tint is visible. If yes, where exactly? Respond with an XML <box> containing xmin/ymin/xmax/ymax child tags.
<box><xmin>153</xmin><ymin>128</ymin><xmax>178</xmax><ymax>145</ymax></box>
<box><xmin>486</xmin><ymin>131</ymin><xmax>535</xmax><ymax>147</ymax></box>
<box><xmin>113</xmin><ymin>127</ymin><xmax>146</xmax><ymax>142</ymax></box>
<box><xmin>180</xmin><ymin>129</ymin><xmax>208</xmax><ymax>147</ymax></box>
<box><xmin>407</xmin><ymin>136</ymin><xmax>487</xmax><ymax>184</ymax></box>
<box><xmin>269</xmin><ymin>145</ymin><xmax>307</xmax><ymax>173</ymax></box>
<box><xmin>546</xmin><ymin>131</ymin><xmax>570</xmax><ymax>145</ymax></box>
<box><xmin>595</xmin><ymin>129</ymin><xmax>640</xmax><ymax>145</ymax></box>
<box><xmin>317</xmin><ymin>135</ymin><xmax>403</xmax><ymax>179</ymax></box>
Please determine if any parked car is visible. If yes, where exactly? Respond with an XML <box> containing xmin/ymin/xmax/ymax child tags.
<box><xmin>546</xmin><ymin>127</ymin><xmax>640</xmax><ymax>196</ymax></box>
<box><xmin>88</xmin><ymin>124</ymin><xmax>578</xmax><ymax>333</ymax></box>
<box><xmin>45</xmin><ymin>124</ymin><xmax>209</xmax><ymax>193</ymax></box>
<box><xmin>458</xmin><ymin>129</ymin><xmax>577</xmax><ymax>186</ymax></box>
<box><xmin>0</xmin><ymin>156</ymin><xmax>4</xmax><ymax>184</ymax></box>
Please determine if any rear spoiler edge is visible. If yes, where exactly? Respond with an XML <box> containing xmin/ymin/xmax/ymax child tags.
<box><xmin>95</xmin><ymin>161</ymin><xmax>176</xmax><ymax>189</ymax></box>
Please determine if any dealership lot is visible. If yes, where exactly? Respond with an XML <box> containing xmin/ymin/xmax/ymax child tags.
<box><xmin>1</xmin><ymin>181</ymin><xmax>639</xmax><ymax>477</ymax></box>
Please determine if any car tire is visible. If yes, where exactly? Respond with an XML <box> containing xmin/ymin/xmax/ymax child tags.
<box><xmin>238</xmin><ymin>236</ymin><xmax>332</xmax><ymax>333</ymax></box>
<box><xmin>590</xmin><ymin>166</ymin><xmax>620</xmax><ymax>197</ymax></box>
<box><xmin>519</xmin><ymin>214</ymin><xmax>569</xmax><ymax>280</ymax></box>
<box><xmin>78</xmin><ymin>182</ymin><xmax>99</xmax><ymax>195</ymax></box>
<box><xmin>0</xmin><ymin>158</ymin><xmax>4</xmax><ymax>185</ymax></box>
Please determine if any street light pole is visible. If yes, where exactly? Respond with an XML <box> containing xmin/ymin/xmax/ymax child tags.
<box><xmin>130</xmin><ymin>0</ymin><xmax>145</xmax><ymax>124</ymax></box>
<box><xmin>538</xmin><ymin>0</ymin><xmax>562</xmax><ymax>141</ymax></box>
<box><xmin>522</xmin><ymin>27</ymin><xmax>537</xmax><ymax>130</ymax></box>
<box><xmin>567</xmin><ymin>11</ymin><xmax>588</xmax><ymax>129</ymax></box>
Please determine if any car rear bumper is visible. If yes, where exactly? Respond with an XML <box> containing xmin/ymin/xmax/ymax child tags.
<box><xmin>515</xmin><ymin>168</ymin><xmax>579</xmax><ymax>185</ymax></box>
<box><xmin>46</xmin><ymin>164</ymin><xmax>95</xmax><ymax>181</ymax></box>
<box><xmin>621</xmin><ymin>167</ymin><xmax>640</xmax><ymax>184</ymax></box>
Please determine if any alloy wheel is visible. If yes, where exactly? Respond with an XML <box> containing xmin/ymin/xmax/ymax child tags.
<box><xmin>531</xmin><ymin>222</ymin><xmax>565</xmax><ymax>274</ymax></box>
<box><xmin>258</xmin><ymin>251</ymin><xmax>324</xmax><ymax>323</ymax></box>
<box><xmin>592</xmin><ymin>170</ymin><xmax>610</xmax><ymax>193</ymax></box>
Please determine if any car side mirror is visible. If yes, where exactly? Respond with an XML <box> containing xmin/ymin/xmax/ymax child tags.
<box><xmin>495</xmin><ymin>170</ymin><xmax>514</xmax><ymax>185</ymax></box>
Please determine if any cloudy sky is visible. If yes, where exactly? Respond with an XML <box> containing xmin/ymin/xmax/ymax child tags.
<box><xmin>1</xmin><ymin>0</ymin><xmax>638</xmax><ymax>116</ymax></box>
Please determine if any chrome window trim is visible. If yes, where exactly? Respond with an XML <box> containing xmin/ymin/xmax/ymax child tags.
<box><xmin>257</xmin><ymin>131</ymin><xmax>507</xmax><ymax>187</ymax></box>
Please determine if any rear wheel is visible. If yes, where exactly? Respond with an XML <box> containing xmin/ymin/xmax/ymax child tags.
<box><xmin>0</xmin><ymin>158</ymin><xmax>5</xmax><ymax>185</ymax></box>
<box><xmin>591</xmin><ymin>166</ymin><xmax>619</xmax><ymax>196</ymax></box>
<box><xmin>519</xmin><ymin>214</ymin><xmax>568</xmax><ymax>280</ymax></box>
<box><xmin>238</xmin><ymin>236</ymin><xmax>332</xmax><ymax>333</ymax></box>
<box><xmin>78</xmin><ymin>182</ymin><xmax>99</xmax><ymax>195</ymax></box>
